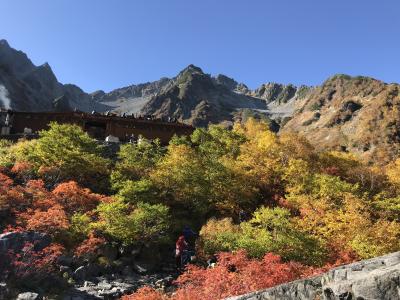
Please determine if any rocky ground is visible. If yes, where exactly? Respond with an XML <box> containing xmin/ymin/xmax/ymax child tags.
<box><xmin>0</xmin><ymin>231</ymin><xmax>179</xmax><ymax>300</ymax></box>
<box><xmin>63</xmin><ymin>271</ymin><xmax>175</xmax><ymax>300</ymax></box>
<box><xmin>1</xmin><ymin>272</ymin><xmax>176</xmax><ymax>300</ymax></box>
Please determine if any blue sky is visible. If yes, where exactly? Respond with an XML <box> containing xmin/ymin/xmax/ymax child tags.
<box><xmin>0</xmin><ymin>0</ymin><xmax>399</xmax><ymax>92</ymax></box>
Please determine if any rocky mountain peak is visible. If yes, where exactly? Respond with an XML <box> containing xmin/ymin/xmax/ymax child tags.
<box><xmin>178</xmin><ymin>64</ymin><xmax>204</xmax><ymax>77</ymax></box>
<box><xmin>214</xmin><ymin>74</ymin><xmax>239</xmax><ymax>91</ymax></box>
<box><xmin>0</xmin><ymin>39</ymin><xmax>35</xmax><ymax>77</ymax></box>
<box><xmin>0</xmin><ymin>39</ymin><xmax>10</xmax><ymax>48</ymax></box>
<box><xmin>251</xmin><ymin>82</ymin><xmax>298</xmax><ymax>104</ymax></box>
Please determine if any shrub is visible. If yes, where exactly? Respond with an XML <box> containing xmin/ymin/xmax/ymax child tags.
<box><xmin>18</xmin><ymin>123</ymin><xmax>110</xmax><ymax>190</ymax></box>
<box><xmin>94</xmin><ymin>200</ymin><xmax>170</xmax><ymax>246</ymax></box>
<box><xmin>199</xmin><ymin>207</ymin><xmax>326</xmax><ymax>265</ymax></box>
<box><xmin>6</xmin><ymin>242</ymin><xmax>65</xmax><ymax>286</ymax></box>
<box><xmin>117</xmin><ymin>179</ymin><xmax>158</xmax><ymax>204</ymax></box>
<box><xmin>52</xmin><ymin>181</ymin><xmax>106</xmax><ymax>215</ymax></box>
<box><xmin>124</xmin><ymin>251</ymin><xmax>308</xmax><ymax>300</ymax></box>
<box><xmin>111</xmin><ymin>139</ymin><xmax>164</xmax><ymax>190</ymax></box>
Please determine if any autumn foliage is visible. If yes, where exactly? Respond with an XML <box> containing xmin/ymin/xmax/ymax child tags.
<box><xmin>0</xmin><ymin>120</ymin><xmax>400</xmax><ymax>297</ymax></box>
<box><xmin>123</xmin><ymin>250</ymin><xmax>345</xmax><ymax>300</ymax></box>
<box><xmin>7</xmin><ymin>242</ymin><xmax>64</xmax><ymax>282</ymax></box>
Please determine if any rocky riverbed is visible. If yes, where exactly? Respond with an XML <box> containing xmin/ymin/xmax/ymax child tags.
<box><xmin>1</xmin><ymin>272</ymin><xmax>175</xmax><ymax>300</ymax></box>
<box><xmin>0</xmin><ymin>231</ymin><xmax>178</xmax><ymax>300</ymax></box>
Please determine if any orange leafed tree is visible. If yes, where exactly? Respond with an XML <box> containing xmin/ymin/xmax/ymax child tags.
<box><xmin>52</xmin><ymin>181</ymin><xmax>109</xmax><ymax>215</ymax></box>
<box><xmin>74</xmin><ymin>232</ymin><xmax>106</xmax><ymax>257</ymax></box>
<box><xmin>25</xmin><ymin>204</ymin><xmax>70</xmax><ymax>234</ymax></box>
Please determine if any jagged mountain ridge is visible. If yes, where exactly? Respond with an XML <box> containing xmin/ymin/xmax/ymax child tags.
<box><xmin>2</xmin><ymin>39</ymin><xmax>400</xmax><ymax>161</ymax></box>
<box><xmin>91</xmin><ymin>64</ymin><xmax>306</xmax><ymax>126</ymax></box>
<box><xmin>0</xmin><ymin>40</ymin><xmax>108</xmax><ymax>112</ymax></box>
<box><xmin>0</xmin><ymin>40</ymin><xmax>305</xmax><ymax>126</ymax></box>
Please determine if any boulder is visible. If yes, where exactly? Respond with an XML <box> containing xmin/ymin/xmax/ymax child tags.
<box><xmin>121</xmin><ymin>265</ymin><xmax>134</xmax><ymax>276</ymax></box>
<box><xmin>16</xmin><ymin>292</ymin><xmax>40</xmax><ymax>300</ymax></box>
<box><xmin>0</xmin><ymin>231</ymin><xmax>51</xmax><ymax>254</ymax></box>
<box><xmin>58</xmin><ymin>255</ymin><xmax>73</xmax><ymax>267</ymax></box>
<box><xmin>99</xmin><ymin>245</ymin><xmax>118</xmax><ymax>261</ymax></box>
<box><xmin>73</xmin><ymin>264</ymin><xmax>101</xmax><ymax>281</ymax></box>
<box><xmin>227</xmin><ymin>251</ymin><xmax>400</xmax><ymax>300</ymax></box>
<box><xmin>105</xmin><ymin>135</ymin><xmax>119</xmax><ymax>143</ymax></box>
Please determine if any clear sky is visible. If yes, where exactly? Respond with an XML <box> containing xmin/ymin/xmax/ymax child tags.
<box><xmin>0</xmin><ymin>0</ymin><xmax>399</xmax><ymax>92</ymax></box>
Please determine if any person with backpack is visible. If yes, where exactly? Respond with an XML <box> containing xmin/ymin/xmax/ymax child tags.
<box><xmin>175</xmin><ymin>235</ymin><xmax>188</xmax><ymax>270</ymax></box>
<box><xmin>182</xmin><ymin>225</ymin><xmax>197</xmax><ymax>250</ymax></box>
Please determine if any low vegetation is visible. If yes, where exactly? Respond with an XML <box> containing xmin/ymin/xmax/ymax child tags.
<box><xmin>1</xmin><ymin>120</ymin><xmax>399</xmax><ymax>299</ymax></box>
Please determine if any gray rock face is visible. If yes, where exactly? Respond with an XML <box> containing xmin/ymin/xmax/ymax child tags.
<box><xmin>0</xmin><ymin>231</ymin><xmax>51</xmax><ymax>255</ymax></box>
<box><xmin>91</xmin><ymin>77</ymin><xmax>171</xmax><ymax>115</ymax></box>
<box><xmin>0</xmin><ymin>40</ymin><xmax>311</xmax><ymax>127</ymax></box>
<box><xmin>227</xmin><ymin>251</ymin><xmax>400</xmax><ymax>300</ymax></box>
<box><xmin>251</xmin><ymin>83</ymin><xmax>297</xmax><ymax>104</ymax></box>
<box><xmin>140</xmin><ymin>65</ymin><xmax>268</xmax><ymax>127</ymax></box>
<box><xmin>0</xmin><ymin>39</ymin><xmax>108</xmax><ymax>112</ymax></box>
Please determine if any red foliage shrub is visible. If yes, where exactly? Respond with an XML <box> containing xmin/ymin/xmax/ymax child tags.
<box><xmin>8</xmin><ymin>242</ymin><xmax>64</xmax><ymax>280</ymax></box>
<box><xmin>175</xmin><ymin>251</ymin><xmax>305</xmax><ymax>299</ymax></box>
<box><xmin>11</xmin><ymin>161</ymin><xmax>33</xmax><ymax>174</ymax></box>
<box><xmin>124</xmin><ymin>251</ymin><xmax>310</xmax><ymax>300</ymax></box>
<box><xmin>0</xmin><ymin>172</ymin><xmax>13</xmax><ymax>189</ymax></box>
<box><xmin>25</xmin><ymin>205</ymin><xmax>70</xmax><ymax>234</ymax></box>
<box><xmin>321</xmin><ymin>166</ymin><xmax>341</xmax><ymax>177</ymax></box>
<box><xmin>11</xmin><ymin>162</ymin><xmax>36</xmax><ymax>183</ymax></box>
<box><xmin>123</xmin><ymin>249</ymin><xmax>358</xmax><ymax>300</ymax></box>
<box><xmin>52</xmin><ymin>181</ymin><xmax>105</xmax><ymax>215</ymax></box>
<box><xmin>74</xmin><ymin>232</ymin><xmax>106</xmax><ymax>257</ymax></box>
<box><xmin>121</xmin><ymin>286</ymin><xmax>167</xmax><ymax>300</ymax></box>
<box><xmin>3</xmin><ymin>186</ymin><xmax>29</xmax><ymax>213</ymax></box>
<box><xmin>26</xmin><ymin>180</ymin><xmax>58</xmax><ymax>209</ymax></box>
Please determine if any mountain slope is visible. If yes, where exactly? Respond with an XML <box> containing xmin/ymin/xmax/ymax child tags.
<box><xmin>139</xmin><ymin>65</ymin><xmax>268</xmax><ymax>126</ymax></box>
<box><xmin>0</xmin><ymin>39</ymin><xmax>107</xmax><ymax>112</ymax></box>
<box><xmin>281</xmin><ymin>75</ymin><xmax>400</xmax><ymax>162</ymax></box>
<box><xmin>2</xmin><ymin>40</ymin><xmax>400</xmax><ymax>161</ymax></box>
<box><xmin>0</xmin><ymin>40</ymin><xmax>306</xmax><ymax>127</ymax></box>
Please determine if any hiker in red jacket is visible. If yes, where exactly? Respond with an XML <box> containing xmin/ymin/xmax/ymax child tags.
<box><xmin>175</xmin><ymin>235</ymin><xmax>188</xmax><ymax>269</ymax></box>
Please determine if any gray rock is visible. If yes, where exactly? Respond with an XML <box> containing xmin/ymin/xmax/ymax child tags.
<box><xmin>73</xmin><ymin>266</ymin><xmax>87</xmax><ymax>281</ymax></box>
<box><xmin>100</xmin><ymin>245</ymin><xmax>118</xmax><ymax>261</ymax></box>
<box><xmin>73</xmin><ymin>263</ymin><xmax>101</xmax><ymax>281</ymax></box>
<box><xmin>0</xmin><ymin>231</ymin><xmax>50</xmax><ymax>254</ymax></box>
<box><xmin>133</xmin><ymin>264</ymin><xmax>147</xmax><ymax>274</ymax></box>
<box><xmin>122</xmin><ymin>265</ymin><xmax>134</xmax><ymax>276</ymax></box>
<box><xmin>16</xmin><ymin>292</ymin><xmax>40</xmax><ymax>300</ymax></box>
<box><xmin>227</xmin><ymin>251</ymin><xmax>400</xmax><ymax>300</ymax></box>
<box><xmin>97</xmin><ymin>281</ymin><xmax>112</xmax><ymax>290</ymax></box>
<box><xmin>58</xmin><ymin>255</ymin><xmax>73</xmax><ymax>267</ymax></box>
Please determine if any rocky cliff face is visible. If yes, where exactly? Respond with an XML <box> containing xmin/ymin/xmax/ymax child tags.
<box><xmin>0</xmin><ymin>39</ymin><xmax>106</xmax><ymax>112</ymax></box>
<box><xmin>0</xmin><ymin>40</ymin><xmax>308</xmax><ymax>127</ymax></box>
<box><xmin>228</xmin><ymin>251</ymin><xmax>400</xmax><ymax>300</ymax></box>
<box><xmin>140</xmin><ymin>65</ymin><xmax>270</xmax><ymax>127</ymax></box>
<box><xmin>281</xmin><ymin>75</ymin><xmax>400</xmax><ymax>162</ymax></box>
